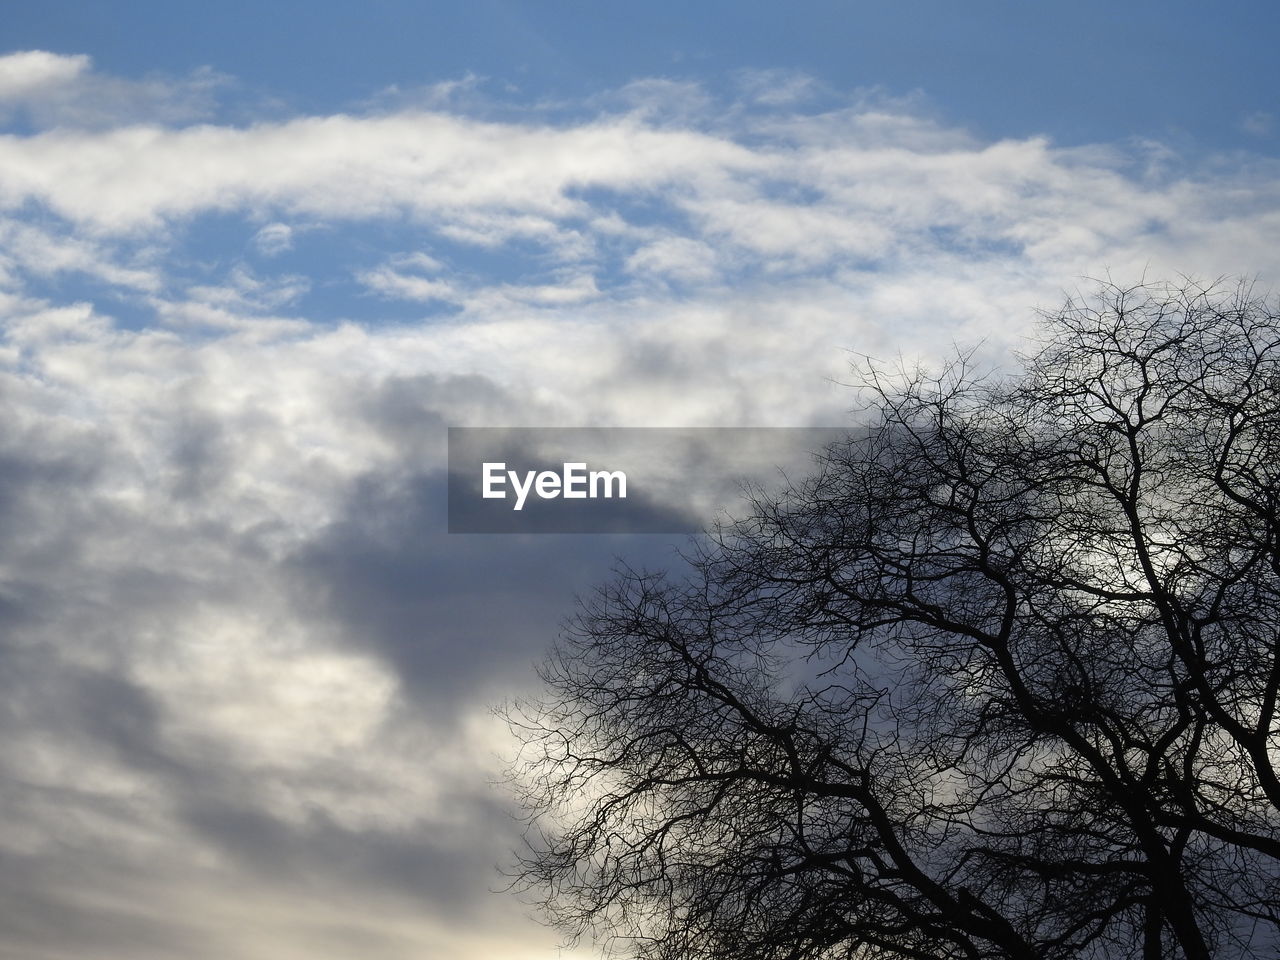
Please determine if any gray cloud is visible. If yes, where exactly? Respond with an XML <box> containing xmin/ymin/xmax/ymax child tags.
<box><xmin>291</xmin><ymin>467</ymin><xmax>692</xmax><ymax>711</ymax></box>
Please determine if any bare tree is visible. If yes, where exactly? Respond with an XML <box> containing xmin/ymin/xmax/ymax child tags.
<box><xmin>511</xmin><ymin>279</ymin><xmax>1280</xmax><ymax>959</ymax></box>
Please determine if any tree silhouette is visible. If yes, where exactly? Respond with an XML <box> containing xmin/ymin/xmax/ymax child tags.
<box><xmin>512</xmin><ymin>280</ymin><xmax>1280</xmax><ymax>959</ymax></box>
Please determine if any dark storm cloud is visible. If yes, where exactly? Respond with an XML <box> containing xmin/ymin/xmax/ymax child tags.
<box><xmin>290</xmin><ymin>466</ymin><xmax>691</xmax><ymax>714</ymax></box>
<box><xmin>180</xmin><ymin>789</ymin><xmax>512</xmax><ymax>914</ymax></box>
<box><xmin>360</xmin><ymin>372</ymin><xmax>511</xmax><ymax>442</ymax></box>
<box><xmin>288</xmin><ymin>368</ymin><xmax>698</xmax><ymax>712</ymax></box>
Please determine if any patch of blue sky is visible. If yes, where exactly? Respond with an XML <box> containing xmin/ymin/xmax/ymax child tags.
<box><xmin>3</xmin><ymin>187</ymin><xmax>1047</xmax><ymax>335</ymax></box>
<box><xmin>563</xmin><ymin>183</ymin><xmax>689</xmax><ymax>229</ymax></box>
<box><xmin>166</xmin><ymin>214</ymin><xmax>452</xmax><ymax>324</ymax></box>
<box><xmin>165</xmin><ymin>209</ymin><xmax>275</xmax><ymax>274</ymax></box>
<box><xmin>6</xmin><ymin>1</ymin><xmax>1277</xmax><ymax>156</ymax></box>
<box><xmin>749</xmin><ymin>178</ymin><xmax>827</xmax><ymax>207</ymax></box>
<box><xmin>923</xmin><ymin>223</ymin><xmax>1026</xmax><ymax>262</ymax></box>
<box><xmin>0</xmin><ymin>111</ymin><xmax>52</xmax><ymax>139</ymax></box>
<box><xmin>173</xmin><ymin>212</ymin><xmax>614</xmax><ymax>324</ymax></box>
<box><xmin>15</xmin><ymin>268</ymin><xmax>152</xmax><ymax>330</ymax></box>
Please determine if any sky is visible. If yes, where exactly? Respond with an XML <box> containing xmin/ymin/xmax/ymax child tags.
<box><xmin>0</xmin><ymin>4</ymin><xmax>1278</xmax><ymax>959</ymax></box>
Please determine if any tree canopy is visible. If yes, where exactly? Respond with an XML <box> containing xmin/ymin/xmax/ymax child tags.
<box><xmin>512</xmin><ymin>279</ymin><xmax>1280</xmax><ymax>960</ymax></box>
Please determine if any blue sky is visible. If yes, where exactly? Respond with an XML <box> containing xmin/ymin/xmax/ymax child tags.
<box><xmin>10</xmin><ymin>0</ymin><xmax>1279</xmax><ymax>152</ymax></box>
<box><xmin>0</xmin><ymin>6</ymin><xmax>1278</xmax><ymax>960</ymax></box>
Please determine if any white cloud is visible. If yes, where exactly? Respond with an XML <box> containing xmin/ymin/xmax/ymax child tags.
<box><xmin>0</xmin><ymin>50</ymin><xmax>90</xmax><ymax>100</ymax></box>
<box><xmin>733</xmin><ymin>67</ymin><xmax>819</xmax><ymax>106</ymax></box>
<box><xmin>252</xmin><ymin>221</ymin><xmax>294</xmax><ymax>256</ymax></box>
<box><xmin>1</xmin><ymin>90</ymin><xmax>1271</xmax><ymax>309</ymax></box>
<box><xmin>186</xmin><ymin>264</ymin><xmax>310</xmax><ymax>311</ymax></box>
<box><xmin>360</xmin><ymin>263</ymin><xmax>462</xmax><ymax>305</ymax></box>
<box><xmin>490</xmin><ymin>272</ymin><xmax>600</xmax><ymax>307</ymax></box>
<box><xmin>0</xmin><ymin>112</ymin><xmax>755</xmax><ymax>233</ymax></box>
<box><xmin>626</xmin><ymin>236</ymin><xmax>720</xmax><ymax>283</ymax></box>
<box><xmin>0</xmin><ymin>50</ymin><xmax>226</xmax><ymax>129</ymax></box>
<box><xmin>0</xmin><ymin>217</ymin><xmax>161</xmax><ymax>291</ymax></box>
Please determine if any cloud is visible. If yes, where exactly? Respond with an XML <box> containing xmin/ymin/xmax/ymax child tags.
<box><xmin>0</xmin><ymin>218</ymin><xmax>161</xmax><ymax>292</ymax></box>
<box><xmin>0</xmin><ymin>111</ymin><xmax>755</xmax><ymax>235</ymax></box>
<box><xmin>360</xmin><ymin>263</ymin><xmax>462</xmax><ymax>305</ymax></box>
<box><xmin>0</xmin><ymin>54</ymin><xmax>1279</xmax><ymax>960</ymax></box>
<box><xmin>733</xmin><ymin>67</ymin><xmax>820</xmax><ymax>106</ymax></box>
<box><xmin>626</xmin><ymin>236</ymin><xmax>722</xmax><ymax>284</ymax></box>
<box><xmin>2</xmin><ymin>85</ymin><xmax>1273</xmax><ymax>317</ymax></box>
<box><xmin>252</xmin><ymin>221</ymin><xmax>295</xmax><ymax>256</ymax></box>
<box><xmin>0</xmin><ymin>50</ymin><xmax>228</xmax><ymax>131</ymax></box>
<box><xmin>0</xmin><ymin>50</ymin><xmax>90</xmax><ymax>100</ymax></box>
